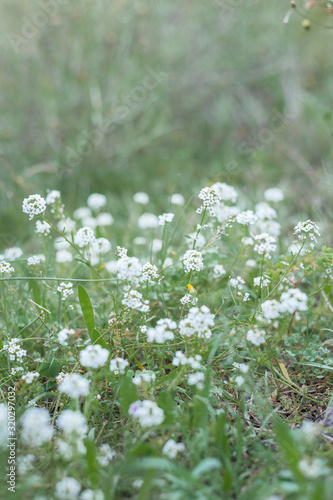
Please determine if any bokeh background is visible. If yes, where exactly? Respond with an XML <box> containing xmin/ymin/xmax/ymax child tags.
<box><xmin>1</xmin><ymin>0</ymin><xmax>333</xmax><ymax>247</ymax></box>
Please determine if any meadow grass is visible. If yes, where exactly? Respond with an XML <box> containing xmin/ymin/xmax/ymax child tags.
<box><xmin>1</xmin><ymin>1</ymin><xmax>333</xmax><ymax>499</ymax></box>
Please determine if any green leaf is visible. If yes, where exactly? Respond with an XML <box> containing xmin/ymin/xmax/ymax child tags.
<box><xmin>78</xmin><ymin>284</ymin><xmax>95</xmax><ymax>336</ymax></box>
<box><xmin>119</xmin><ymin>375</ymin><xmax>138</xmax><ymax>416</ymax></box>
<box><xmin>38</xmin><ymin>353</ymin><xmax>61</xmax><ymax>378</ymax></box>
<box><xmin>157</xmin><ymin>390</ymin><xmax>177</xmax><ymax>426</ymax></box>
<box><xmin>90</xmin><ymin>328</ymin><xmax>108</xmax><ymax>349</ymax></box>
<box><xmin>192</xmin><ymin>458</ymin><xmax>222</xmax><ymax>478</ymax></box>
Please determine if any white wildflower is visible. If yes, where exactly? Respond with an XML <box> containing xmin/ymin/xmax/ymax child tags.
<box><xmin>158</xmin><ymin>213</ymin><xmax>175</xmax><ymax>225</ymax></box>
<box><xmin>87</xmin><ymin>193</ymin><xmax>106</xmax><ymax>210</ymax></box>
<box><xmin>247</xmin><ymin>328</ymin><xmax>266</xmax><ymax>346</ymax></box>
<box><xmin>129</xmin><ymin>400</ymin><xmax>164</xmax><ymax>427</ymax></box>
<box><xmin>110</xmin><ymin>357</ymin><xmax>129</xmax><ymax>375</ymax></box>
<box><xmin>236</xmin><ymin>210</ymin><xmax>257</xmax><ymax>225</ymax></box>
<box><xmin>20</xmin><ymin>407</ymin><xmax>53</xmax><ymax>447</ymax></box>
<box><xmin>59</xmin><ymin>373</ymin><xmax>90</xmax><ymax>398</ymax></box>
<box><xmin>57</xmin><ymin>282</ymin><xmax>74</xmax><ymax>300</ymax></box>
<box><xmin>22</xmin><ymin>194</ymin><xmax>46</xmax><ymax>220</ymax></box>
<box><xmin>55</xmin><ymin>477</ymin><xmax>81</xmax><ymax>500</ymax></box>
<box><xmin>80</xmin><ymin>345</ymin><xmax>109</xmax><ymax>369</ymax></box>
<box><xmin>264</xmin><ymin>187</ymin><xmax>284</xmax><ymax>203</ymax></box>
<box><xmin>21</xmin><ymin>372</ymin><xmax>39</xmax><ymax>384</ymax></box>
<box><xmin>0</xmin><ymin>261</ymin><xmax>14</xmax><ymax>275</ymax></box>
<box><xmin>162</xmin><ymin>439</ymin><xmax>185</xmax><ymax>459</ymax></box>
<box><xmin>133</xmin><ymin>192</ymin><xmax>149</xmax><ymax>204</ymax></box>
<box><xmin>74</xmin><ymin>227</ymin><xmax>95</xmax><ymax>247</ymax></box>
<box><xmin>170</xmin><ymin>193</ymin><xmax>185</xmax><ymax>205</ymax></box>
<box><xmin>45</xmin><ymin>190</ymin><xmax>61</xmax><ymax>205</ymax></box>
<box><xmin>183</xmin><ymin>249</ymin><xmax>203</xmax><ymax>273</ymax></box>
<box><xmin>138</xmin><ymin>212</ymin><xmax>158</xmax><ymax>229</ymax></box>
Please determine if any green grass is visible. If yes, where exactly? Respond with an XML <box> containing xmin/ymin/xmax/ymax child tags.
<box><xmin>1</xmin><ymin>1</ymin><xmax>333</xmax><ymax>499</ymax></box>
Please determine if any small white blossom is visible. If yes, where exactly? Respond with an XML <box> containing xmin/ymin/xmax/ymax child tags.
<box><xmin>170</xmin><ymin>193</ymin><xmax>185</xmax><ymax>205</ymax></box>
<box><xmin>80</xmin><ymin>345</ymin><xmax>109</xmax><ymax>369</ymax></box>
<box><xmin>0</xmin><ymin>261</ymin><xmax>14</xmax><ymax>275</ymax></box>
<box><xmin>56</xmin><ymin>250</ymin><xmax>73</xmax><ymax>263</ymax></box>
<box><xmin>74</xmin><ymin>207</ymin><xmax>92</xmax><ymax>219</ymax></box>
<box><xmin>27</xmin><ymin>254</ymin><xmax>45</xmax><ymax>266</ymax></box>
<box><xmin>298</xmin><ymin>458</ymin><xmax>327</xmax><ymax>478</ymax></box>
<box><xmin>92</xmin><ymin>238</ymin><xmax>112</xmax><ymax>255</ymax></box>
<box><xmin>57</xmin><ymin>282</ymin><xmax>74</xmax><ymax>300</ymax></box>
<box><xmin>213</xmin><ymin>264</ymin><xmax>226</xmax><ymax>278</ymax></box>
<box><xmin>21</xmin><ymin>372</ymin><xmax>39</xmax><ymax>384</ymax></box>
<box><xmin>129</xmin><ymin>400</ymin><xmax>164</xmax><ymax>427</ymax></box>
<box><xmin>146</xmin><ymin>318</ymin><xmax>177</xmax><ymax>343</ymax></box>
<box><xmin>279</xmin><ymin>288</ymin><xmax>308</xmax><ymax>314</ymax></box>
<box><xmin>247</xmin><ymin>328</ymin><xmax>266</xmax><ymax>346</ymax></box>
<box><xmin>45</xmin><ymin>190</ymin><xmax>61</xmax><ymax>205</ymax></box>
<box><xmin>234</xmin><ymin>375</ymin><xmax>245</xmax><ymax>387</ymax></box>
<box><xmin>188</xmin><ymin>372</ymin><xmax>205</xmax><ymax>390</ymax></box>
<box><xmin>138</xmin><ymin>212</ymin><xmax>158</xmax><ymax>229</ymax></box>
<box><xmin>294</xmin><ymin>220</ymin><xmax>320</xmax><ymax>248</ymax></box>
<box><xmin>87</xmin><ymin>193</ymin><xmax>106</xmax><ymax>210</ymax></box>
<box><xmin>198</xmin><ymin>187</ymin><xmax>221</xmax><ymax>207</ymax></box>
<box><xmin>261</xmin><ymin>299</ymin><xmax>280</xmax><ymax>320</ymax></box>
<box><xmin>229</xmin><ymin>276</ymin><xmax>245</xmax><ymax>290</ymax></box>
<box><xmin>210</xmin><ymin>182</ymin><xmax>238</xmax><ymax>203</ymax></box>
<box><xmin>162</xmin><ymin>439</ymin><xmax>185</xmax><ymax>459</ymax></box>
<box><xmin>96</xmin><ymin>212</ymin><xmax>114</xmax><ymax>226</ymax></box>
<box><xmin>122</xmin><ymin>290</ymin><xmax>150</xmax><ymax>313</ymax></box>
<box><xmin>132</xmin><ymin>371</ymin><xmax>156</xmax><ymax>386</ymax></box>
<box><xmin>254</xmin><ymin>275</ymin><xmax>270</xmax><ymax>287</ymax></box>
<box><xmin>110</xmin><ymin>357</ymin><xmax>129</xmax><ymax>375</ymax></box>
<box><xmin>264</xmin><ymin>187</ymin><xmax>284</xmax><ymax>203</ymax></box>
<box><xmin>57</xmin><ymin>410</ymin><xmax>88</xmax><ymax>437</ymax></box>
<box><xmin>141</xmin><ymin>262</ymin><xmax>159</xmax><ymax>283</ymax></box>
<box><xmin>179</xmin><ymin>305</ymin><xmax>214</xmax><ymax>340</ymax></box>
<box><xmin>133</xmin><ymin>192</ymin><xmax>149</xmax><ymax>204</ymax></box>
<box><xmin>58</xmin><ymin>217</ymin><xmax>76</xmax><ymax>234</ymax></box>
<box><xmin>180</xmin><ymin>293</ymin><xmax>198</xmax><ymax>306</ymax></box>
<box><xmin>97</xmin><ymin>443</ymin><xmax>117</xmax><ymax>466</ymax></box>
<box><xmin>21</xmin><ymin>407</ymin><xmax>54</xmax><ymax>447</ymax></box>
<box><xmin>4</xmin><ymin>247</ymin><xmax>23</xmax><ymax>260</ymax></box>
<box><xmin>236</xmin><ymin>210</ymin><xmax>257</xmax><ymax>225</ymax></box>
<box><xmin>55</xmin><ymin>477</ymin><xmax>81</xmax><ymax>500</ymax></box>
<box><xmin>255</xmin><ymin>202</ymin><xmax>277</xmax><ymax>220</ymax></box>
<box><xmin>158</xmin><ymin>213</ymin><xmax>175</xmax><ymax>225</ymax></box>
<box><xmin>22</xmin><ymin>194</ymin><xmax>46</xmax><ymax>220</ymax></box>
<box><xmin>59</xmin><ymin>373</ymin><xmax>90</xmax><ymax>398</ymax></box>
<box><xmin>183</xmin><ymin>249</ymin><xmax>203</xmax><ymax>274</ymax></box>
<box><xmin>254</xmin><ymin>233</ymin><xmax>277</xmax><ymax>259</ymax></box>
<box><xmin>74</xmin><ymin>227</ymin><xmax>95</xmax><ymax>247</ymax></box>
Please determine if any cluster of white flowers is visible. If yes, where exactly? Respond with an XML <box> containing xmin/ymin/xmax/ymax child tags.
<box><xmin>45</xmin><ymin>189</ymin><xmax>61</xmax><ymax>205</ymax></box>
<box><xmin>229</xmin><ymin>276</ymin><xmax>245</xmax><ymax>294</ymax></box>
<box><xmin>246</xmin><ymin>327</ymin><xmax>266</xmax><ymax>346</ymax></box>
<box><xmin>97</xmin><ymin>443</ymin><xmax>117</xmax><ymax>466</ymax></box>
<box><xmin>58</xmin><ymin>328</ymin><xmax>76</xmax><ymax>345</ymax></box>
<box><xmin>236</xmin><ymin>210</ymin><xmax>258</xmax><ymax>225</ymax></box>
<box><xmin>279</xmin><ymin>288</ymin><xmax>308</xmax><ymax>313</ymax></box>
<box><xmin>188</xmin><ymin>371</ymin><xmax>205</xmax><ymax>390</ymax></box>
<box><xmin>264</xmin><ymin>187</ymin><xmax>284</xmax><ymax>203</ymax></box>
<box><xmin>1</xmin><ymin>247</ymin><xmax>23</xmax><ymax>260</ymax></box>
<box><xmin>170</xmin><ymin>193</ymin><xmax>185</xmax><ymax>205</ymax></box>
<box><xmin>57</xmin><ymin>282</ymin><xmax>74</xmax><ymax>300</ymax></box>
<box><xmin>133</xmin><ymin>192</ymin><xmax>149</xmax><ymax>204</ymax></box>
<box><xmin>87</xmin><ymin>193</ymin><xmax>107</xmax><ymax>210</ymax></box>
<box><xmin>162</xmin><ymin>439</ymin><xmax>185</xmax><ymax>459</ymax></box>
<box><xmin>253</xmin><ymin>233</ymin><xmax>277</xmax><ymax>259</ymax></box>
<box><xmin>197</xmin><ymin>187</ymin><xmax>221</xmax><ymax>215</ymax></box>
<box><xmin>129</xmin><ymin>400</ymin><xmax>164</xmax><ymax>427</ymax></box>
<box><xmin>232</xmin><ymin>362</ymin><xmax>249</xmax><ymax>373</ymax></box>
<box><xmin>20</xmin><ymin>407</ymin><xmax>54</xmax><ymax>447</ymax></box>
<box><xmin>234</xmin><ymin>375</ymin><xmax>245</xmax><ymax>387</ymax></box>
<box><xmin>110</xmin><ymin>357</ymin><xmax>129</xmax><ymax>375</ymax></box>
<box><xmin>27</xmin><ymin>254</ymin><xmax>45</xmax><ymax>266</ymax></box>
<box><xmin>213</xmin><ymin>264</ymin><xmax>226</xmax><ymax>278</ymax></box>
<box><xmin>141</xmin><ymin>262</ymin><xmax>159</xmax><ymax>283</ymax></box>
<box><xmin>183</xmin><ymin>249</ymin><xmax>204</xmax><ymax>273</ymax></box>
<box><xmin>298</xmin><ymin>457</ymin><xmax>327</xmax><ymax>478</ymax></box>
<box><xmin>293</xmin><ymin>220</ymin><xmax>320</xmax><ymax>249</ymax></box>
<box><xmin>21</xmin><ymin>372</ymin><xmax>39</xmax><ymax>384</ymax></box>
<box><xmin>80</xmin><ymin>345</ymin><xmax>109</xmax><ymax>369</ymax></box>
<box><xmin>115</xmin><ymin>246</ymin><xmax>128</xmax><ymax>258</ymax></box>
<box><xmin>172</xmin><ymin>352</ymin><xmax>202</xmax><ymax>369</ymax></box>
<box><xmin>0</xmin><ymin>261</ymin><xmax>14</xmax><ymax>275</ymax></box>
<box><xmin>122</xmin><ymin>290</ymin><xmax>150</xmax><ymax>313</ymax></box>
<box><xmin>74</xmin><ymin>227</ymin><xmax>95</xmax><ymax>247</ymax></box>
<box><xmin>261</xmin><ymin>299</ymin><xmax>281</xmax><ymax>320</ymax></box>
<box><xmin>55</xmin><ymin>477</ymin><xmax>81</xmax><ymax>500</ymax></box>
<box><xmin>59</xmin><ymin>373</ymin><xmax>90</xmax><ymax>398</ymax></box>
<box><xmin>179</xmin><ymin>305</ymin><xmax>214</xmax><ymax>340</ymax></box>
<box><xmin>132</xmin><ymin>371</ymin><xmax>156</xmax><ymax>386</ymax></box>
<box><xmin>56</xmin><ymin>249</ymin><xmax>73</xmax><ymax>263</ymax></box>
<box><xmin>180</xmin><ymin>293</ymin><xmax>198</xmax><ymax>306</ymax></box>
<box><xmin>107</xmin><ymin>256</ymin><xmax>142</xmax><ymax>285</ymax></box>
<box><xmin>146</xmin><ymin>318</ymin><xmax>177</xmax><ymax>343</ymax></box>
<box><xmin>57</xmin><ymin>410</ymin><xmax>88</xmax><ymax>438</ymax></box>
<box><xmin>253</xmin><ymin>275</ymin><xmax>270</xmax><ymax>287</ymax></box>
<box><xmin>4</xmin><ymin>338</ymin><xmax>26</xmax><ymax>362</ymax></box>
<box><xmin>211</xmin><ymin>182</ymin><xmax>238</xmax><ymax>203</ymax></box>
<box><xmin>56</xmin><ymin>371</ymin><xmax>70</xmax><ymax>386</ymax></box>
<box><xmin>158</xmin><ymin>213</ymin><xmax>175</xmax><ymax>225</ymax></box>
<box><xmin>22</xmin><ymin>194</ymin><xmax>46</xmax><ymax>220</ymax></box>
<box><xmin>138</xmin><ymin>212</ymin><xmax>159</xmax><ymax>229</ymax></box>
<box><xmin>17</xmin><ymin>453</ymin><xmax>35</xmax><ymax>476</ymax></box>
<box><xmin>255</xmin><ymin>202</ymin><xmax>277</xmax><ymax>221</ymax></box>
<box><xmin>92</xmin><ymin>238</ymin><xmax>112</xmax><ymax>255</ymax></box>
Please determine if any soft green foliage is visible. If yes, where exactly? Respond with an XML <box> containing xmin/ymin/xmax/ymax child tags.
<box><xmin>1</xmin><ymin>1</ymin><xmax>333</xmax><ymax>499</ymax></box>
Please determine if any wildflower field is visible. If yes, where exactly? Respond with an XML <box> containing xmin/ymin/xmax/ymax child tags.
<box><xmin>1</xmin><ymin>2</ymin><xmax>333</xmax><ymax>500</ymax></box>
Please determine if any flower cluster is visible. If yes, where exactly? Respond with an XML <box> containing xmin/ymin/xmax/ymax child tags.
<box><xmin>141</xmin><ymin>262</ymin><xmax>159</xmax><ymax>283</ymax></box>
<box><xmin>80</xmin><ymin>345</ymin><xmax>109</xmax><ymax>369</ymax></box>
<box><xmin>57</xmin><ymin>282</ymin><xmax>74</xmax><ymax>300</ymax></box>
<box><xmin>179</xmin><ymin>306</ymin><xmax>214</xmax><ymax>340</ymax></box>
<box><xmin>180</xmin><ymin>293</ymin><xmax>198</xmax><ymax>306</ymax></box>
<box><xmin>293</xmin><ymin>220</ymin><xmax>320</xmax><ymax>249</ymax></box>
<box><xmin>172</xmin><ymin>352</ymin><xmax>202</xmax><ymax>369</ymax></box>
<box><xmin>0</xmin><ymin>261</ymin><xmax>14</xmax><ymax>275</ymax></box>
<box><xmin>183</xmin><ymin>249</ymin><xmax>204</xmax><ymax>273</ymax></box>
<box><xmin>146</xmin><ymin>318</ymin><xmax>177</xmax><ymax>343</ymax></box>
<box><xmin>74</xmin><ymin>227</ymin><xmax>95</xmax><ymax>247</ymax></box>
<box><xmin>20</xmin><ymin>407</ymin><xmax>54</xmax><ymax>447</ymax></box>
<box><xmin>21</xmin><ymin>372</ymin><xmax>39</xmax><ymax>384</ymax></box>
<box><xmin>22</xmin><ymin>194</ymin><xmax>46</xmax><ymax>220</ymax></box>
<box><xmin>236</xmin><ymin>210</ymin><xmax>257</xmax><ymax>225</ymax></box>
<box><xmin>4</xmin><ymin>339</ymin><xmax>26</xmax><ymax>362</ymax></box>
<box><xmin>158</xmin><ymin>213</ymin><xmax>175</xmax><ymax>225</ymax></box>
<box><xmin>58</xmin><ymin>328</ymin><xmax>76</xmax><ymax>345</ymax></box>
<box><xmin>197</xmin><ymin>187</ymin><xmax>221</xmax><ymax>215</ymax></box>
<box><xmin>253</xmin><ymin>233</ymin><xmax>277</xmax><ymax>259</ymax></box>
<box><xmin>246</xmin><ymin>327</ymin><xmax>266</xmax><ymax>346</ymax></box>
<box><xmin>27</xmin><ymin>254</ymin><xmax>45</xmax><ymax>266</ymax></box>
<box><xmin>110</xmin><ymin>357</ymin><xmax>129</xmax><ymax>375</ymax></box>
<box><xmin>122</xmin><ymin>290</ymin><xmax>150</xmax><ymax>313</ymax></box>
<box><xmin>59</xmin><ymin>373</ymin><xmax>90</xmax><ymax>398</ymax></box>
<box><xmin>162</xmin><ymin>439</ymin><xmax>185</xmax><ymax>459</ymax></box>
<box><xmin>129</xmin><ymin>400</ymin><xmax>164</xmax><ymax>427</ymax></box>
<box><xmin>132</xmin><ymin>371</ymin><xmax>156</xmax><ymax>386</ymax></box>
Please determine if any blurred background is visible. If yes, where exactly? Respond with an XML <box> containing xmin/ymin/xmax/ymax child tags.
<box><xmin>1</xmin><ymin>0</ymin><xmax>333</xmax><ymax>247</ymax></box>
